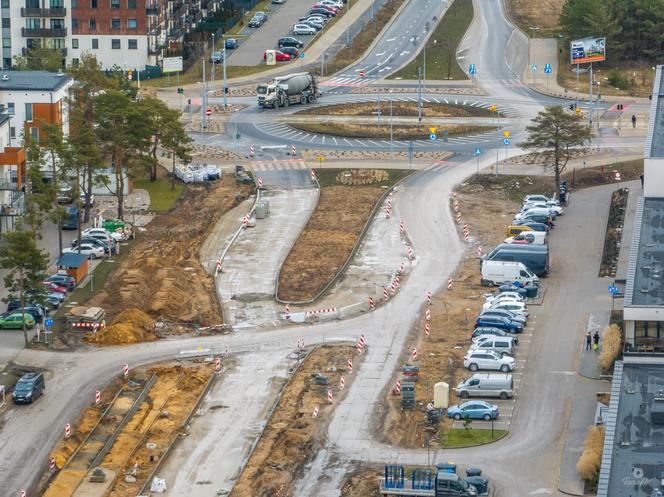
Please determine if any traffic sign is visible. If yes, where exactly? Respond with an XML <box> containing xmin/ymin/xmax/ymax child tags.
<box><xmin>206</xmin><ymin>108</ymin><xmax>212</xmax><ymax>117</ymax></box>
<box><xmin>300</xmin><ymin>52</ymin><xmax>305</xmax><ymax>59</ymax></box>
<box><xmin>45</xmin><ymin>318</ymin><xmax>53</xmax><ymax>328</ymax></box>
<box><xmin>531</xmin><ymin>63</ymin><xmax>538</xmax><ymax>72</ymax></box>
<box><xmin>469</xmin><ymin>63</ymin><xmax>476</xmax><ymax>75</ymax></box>
<box><xmin>429</xmin><ymin>133</ymin><xmax>437</xmax><ymax>141</ymax></box>
<box><xmin>503</xmin><ymin>138</ymin><xmax>511</xmax><ymax>145</ymax></box>
<box><xmin>177</xmin><ymin>87</ymin><xmax>184</xmax><ymax>94</ymax></box>
<box><xmin>359</xmin><ymin>70</ymin><xmax>365</xmax><ymax>77</ymax></box>
<box><xmin>503</xmin><ymin>130</ymin><xmax>510</xmax><ymax>138</ymax></box>
<box><xmin>608</xmin><ymin>284</ymin><xmax>619</xmax><ymax>295</ymax></box>
<box><xmin>429</xmin><ymin>127</ymin><xmax>437</xmax><ymax>134</ymax></box>
<box><xmin>475</xmin><ymin>148</ymin><xmax>481</xmax><ymax>155</ymax></box>
<box><xmin>489</xmin><ymin>105</ymin><xmax>497</xmax><ymax>112</ymax></box>
<box><xmin>544</xmin><ymin>63</ymin><xmax>552</xmax><ymax>74</ymax></box>
<box><xmin>575</xmin><ymin>106</ymin><xmax>581</xmax><ymax>114</ymax></box>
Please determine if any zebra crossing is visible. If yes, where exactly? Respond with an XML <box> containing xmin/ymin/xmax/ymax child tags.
<box><xmin>319</xmin><ymin>75</ymin><xmax>374</xmax><ymax>87</ymax></box>
<box><xmin>249</xmin><ymin>159</ymin><xmax>308</xmax><ymax>172</ymax></box>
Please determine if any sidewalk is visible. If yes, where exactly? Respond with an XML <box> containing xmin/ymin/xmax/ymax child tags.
<box><xmin>558</xmin><ymin>396</ymin><xmax>597</xmax><ymax>496</ymax></box>
<box><xmin>578</xmin><ymin>312</ymin><xmax>610</xmax><ymax>379</ymax></box>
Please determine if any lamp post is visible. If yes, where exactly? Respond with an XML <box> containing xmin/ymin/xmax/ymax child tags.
<box><xmin>211</xmin><ymin>33</ymin><xmax>215</xmax><ymax>91</ymax></box>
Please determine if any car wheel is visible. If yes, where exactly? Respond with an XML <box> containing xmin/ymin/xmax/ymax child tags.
<box><xmin>483</xmin><ymin>413</ymin><xmax>492</xmax><ymax>421</ymax></box>
<box><xmin>500</xmin><ymin>365</ymin><xmax>510</xmax><ymax>372</ymax></box>
<box><xmin>89</xmin><ymin>253</ymin><xmax>96</xmax><ymax>259</ymax></box>
<box><xmin>283</xmin><ymin>98</ymin><xmax>289</xmax><ymax>107</ymax></box>
<box><xmin>453</xmin><ymin>413</ymin><xmax>462</xmax><ymax>420</ymax></box>
<box><xmin>307</xmin><ymin>94</ymin><xmax>314</xmax><ymax>103</ymax></box>
<box><xmin>459</xmin><ymin>391</ymin><xmax>469</xmax><ymax>399</ymax></box>
<box><xmin>469</xmin><ymin>363</ymin><xmax>479</xmax><ymax>372</ymax></box>
<box><xmin>500</xmin><ymin>392</ymin><xmax>508</xmax><ymax>400</ymax></box>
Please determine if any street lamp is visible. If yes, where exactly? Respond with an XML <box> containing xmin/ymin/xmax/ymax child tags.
<box><xmin>211</xmin><ymin>32</ymin><xmax>215</xmax><ymax>90</ymax></box>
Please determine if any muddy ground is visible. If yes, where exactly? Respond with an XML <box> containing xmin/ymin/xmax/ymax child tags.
<box><xmin>88</xmin><ymin>176</ymin><xmax>252</xmax><ymax>344</ymax></box>
<box><xmin>230</xmin><ymin>345</ymin><xmax>358</xmax><ymax>497</ymax></box>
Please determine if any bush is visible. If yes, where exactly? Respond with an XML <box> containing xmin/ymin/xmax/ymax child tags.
<box><xmin>607</xmin><ymin>70</ymin><xmax>629</xmax><ymax>90</ymax></box>
<box><xmin>577</xmin><ymin>425</ymin><xmax>605</xmax><ymax>482</ymax></box>
<box><xmin>336</xmin><ymin>169</ymin><xmax>389</xmax><ymax>186</ymax></box>
<box><xmin>599</xmin><ymin>324</ymin><xmax>622</xmax><ymax>371</ymax></box>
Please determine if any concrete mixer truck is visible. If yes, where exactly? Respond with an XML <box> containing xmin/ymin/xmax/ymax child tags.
<box><xmin>256</xmin><ymin>72</ymin><xmax>320</xmax><ymax>108</ymax></box>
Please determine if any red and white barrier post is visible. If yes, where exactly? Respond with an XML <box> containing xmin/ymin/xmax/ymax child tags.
<box><xmin>412</xmin><ymin>348</ymin><xmax>418</xmax><ymax>360</ymax></box>
<box><xmin>393</xmin><ymin>379</ymin><xmax>401</xmax><ymax>394</ymax></box>
<box><xmin>407</xmin><ymin>246</ymin><xmax>413</xmax><ymax>260</ymax></box>
<box><xmin>425</xmin><ymin>308</ymin><xmax>431</xmax><ymax>321</ymax></box>
<box><xmin>347</xmin><ymin>358</ymin><xmax>353</xmax><ymax>373</ymax></box>
<box><xmin>399</xmin><ymin>221</ymin><xmax>404</xmax><ymax>234</ymax></box>
<box><xmin>427</xmin><ymin>291</ymin><xmax>432</xmax><ymax>305</ymax></box>
<box><xmin>249</xmin><ymin>145</ymin><xmax>255</xmax><ymax>157</ymax></box>
<box><xmin>312</xmin><ymin>405</ymin><xmax>320</xmax><ymax>418</ymax></box>
<box><xmin>49</xmin><ymin>457</ymin><xmax>56</xmax><ymax>472</ymax></box>
<box><xmin>383</xmin><ymin>288</ymin><xmax>389</xmax><ymax>301</ymax></box>
<box><xmin>257</xmin><ymin>177</ymin><xmax>263</xmax><ymax>189</ymax></box>
<box><xmin>339</xmin><ymin>376</ymin><xmax>345</xmax><ymax>390</ymax></box>
<box><xmin>215</xmin><ymin>356</ymin><xmax>222</xmax><ymax>372</ymax></box>
<box><xmin>477</xmin><ymin>245</ymin><xmax>483</xmax><ymax>257</ymax></box>
<box><xmin>291</xmin><ymin>145</ymin><xmax>297</xmax><ymax>155</ymax></box>
<box><xmin>123</xmin><ymin>363</ymin><xmax>129</xmax><ymax>380</ymax></box>
<box><xmin>284</xmin><ymin>304</ymin><xmax>290</xmax><ymax>319</ymax></box>
<box><xmin>95</xmin><ymin>390</ymin><xmax>101</xmax><ymax>406</ymax></box>
<box><xmin>327</xmin><ymin>389</ymin><xmax>333</xmax><ymax>403</ymax></box>
<box><xmin>64</xmin><ymin>423</ymin><xmax>71</xmax><ymax>439</ymax></box>
<box><xmin>425</xmin><ymin>322</ymin><xmax>431</xmax><ymax>337</ymax></box>
<box><xmin>447</xmin><ymin>278</ymin><xmax>453</xmax><ymax>290</ymax></box>
<box><xmin>368</xmin><ymin>297</ymin><xmax>375</xmax><ymax>310</ymax></box>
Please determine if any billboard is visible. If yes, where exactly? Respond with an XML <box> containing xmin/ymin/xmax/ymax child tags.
<box><xmin>162</xmin><ymin>56</ymin><xmax>183</xmax><ymax>73</ymax></box>
<box><xmin>570</xmin><ymin>37</ymin><xmax>606</xmax><ymax>64</ymax></box>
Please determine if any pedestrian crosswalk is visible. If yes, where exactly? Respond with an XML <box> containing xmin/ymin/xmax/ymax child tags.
<box><xmin>249</xmin><ymin>159</ymin><xmax>307</xmax><ymax>172</ymax></box>
<box><xmin>319</xmin><ymin>75</ymin><xmax>373</xmax><ymax>87</ymax></box>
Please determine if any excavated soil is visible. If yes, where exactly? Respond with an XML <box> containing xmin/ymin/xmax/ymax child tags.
<box><xmin>376</xmin><ymin>182</ymin><xmax>518</xmax><ymax>448</ymax></box>
<box><xmin>89</xmin><ymin>177</ymin><xmax>251</xmax><ymax>344</ymax></box>
<box><xmin>87</xmin><ymin>309</ymin><xmax>157</xmax><ymax>345</ymax></box>
<box><xmin>340</xmin><ymin>469</ymin><xmax>383</xmax><ymax>497</ymax></box>
<box><xmin>278</xmin><ymin>185</ymin><xmax>383</xmax><ymax>302</ymax></box>
<box><xmin>230</xmin><ymin>345</ymin><xmax>357</xmax><ymax>497</ymax></box>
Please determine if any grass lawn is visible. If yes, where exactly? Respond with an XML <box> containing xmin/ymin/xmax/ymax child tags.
<box><xmin>295</xmin><ymin>101</ymin><xmax>499</xmax><ymax>118</ymax></box>
<box><xmin>288</xmin><ymin>122</ymin><xmax>494</xmax><ymax>140</ymax></box>
<box><xmin>314</xmin><ymin>168</ymin><xmax>412</xmax><ymax>188</ymax></box>
<box><xmin>134</xmin><ymin>178</ymin><xmax>184</xmax><ymax>212</ymax></box>
<box><xmin>443</xmin><ymin>428</ymin><xmax>507</xmax><ymax>448</ymax></box>
<box><xmin>389</xmin><ymin>0</ymin><xmax>472</xmax><ymax>81</ymax></box>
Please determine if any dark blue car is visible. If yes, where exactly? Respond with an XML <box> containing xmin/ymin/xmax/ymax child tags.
<box><xmin>475</xmin><ymin>315</ymin><xmax>523</xmax><ymax>332</ymax></box>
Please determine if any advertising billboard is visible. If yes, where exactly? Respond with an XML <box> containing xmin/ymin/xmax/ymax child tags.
<box><xmin>162</xmin><ymin>56</ymin><xmax>183</xmax><ymax>73</ymax></box>
<box><xmin>570</xmin><ymin>37</ymin><xmax>606</xmax><ymax>64</ymax></box>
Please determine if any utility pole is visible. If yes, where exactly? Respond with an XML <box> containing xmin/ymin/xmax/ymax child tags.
<box><xmin>201</xmin><ymin>59</ymin><xmax>207</xmax><ymax>129</ymax></box>
<box><xmin>588</xmin><ymin>63</ymin><xmax>593</xmax><ymax>128</ymax></box>
<box><xmin>211</xmin><ymin>33</ymin><xmax>215</xmax><ymax>91</ymax></box>
<box><xmin>223</xmin><ymin>42</ymin><xmax>228</xmax><ymax>109</ymax></box>
<box><xmin>390</xmin><ymin>94</ymin><xmax>393</xmax><ymax>152</ymax></box>
<box><xmin>346</xmin><ymin>0</ymin><xmax>351</xmax><ymax>47</ymax></box>
<box><xmin>417</xmin><ymin>66</ymin><xmax>422</xmax><ymax>122</ymax></box>
<box><xmin>377</xmin><ymin>90</ymin><xmax>381</xmax><ymax>126</ymax></box>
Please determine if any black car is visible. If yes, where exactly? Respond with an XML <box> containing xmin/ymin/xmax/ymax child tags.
<box><xmin>72</xmin><ymin>236</ymin><xmax>116</xmax><ymax>255</ymax></box>
<box><xmin>46</xmin><ymin>274</ymin><xmax>77</xmax><ymax>291</ymax></box>
<box><xmin>7</xmin><ymin>299</ymin><xmax>47</xmax><ymax>314</ymax></box>
<box><xmin>309</xmin><ymin>8</ymin><xmax>335</xmax><ymax>17</ymax></box>
<box><xmin>279</xmin><ymin>46</ymin><xmax>300</xmax><ymax>58</ymax></box>
<box><xmin>278</xmin><ymin>37</ymin><xmax>304</xmax><ymax>48</ymax></box>
<box><xmin>248</xmin><ymin>12</ymin><xmax>267</xmax><ymax>27</ymax></box>
<box><xmin>12</xmin><ymin>372</ymin><xmax>45</xmax><ymax>404</ymax></box>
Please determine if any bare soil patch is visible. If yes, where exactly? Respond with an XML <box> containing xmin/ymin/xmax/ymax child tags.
<box><xmin>230</xmin><ymin>345</ymin><xmax>358</xmax><ymax>497</ymax></box>
<box><xmin>288</xmin><ymin>121</ymin><xmax>493</xmax><ymax>141</ymax></box>
<box><xmin>505</xmin><ymin>0</ymin><xmax>563</xmax><ymax>35</ymax></box>
<box><xmin>340</xmin><ymin>468</ymin><xmax>383</xmax><ymax>497</ymax></box>
<box><xmin>295</xmin><ymin>101</ymin><xmax>497</xmax><ymax>118</ymax></box>
<box><xmin>89</xmin><ymin>176</ymin><xmax>252</xmax><ymax>344</ymax></box>
<box><xmin>599</xmin><ymin>188</ymin><xmax>628</xmax><ymax>278</ymax></box>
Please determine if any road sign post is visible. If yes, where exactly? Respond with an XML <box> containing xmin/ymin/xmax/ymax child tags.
<box><xmin>475</xmin><ymin>148</ymin><xmax>481</xmax><ymax>173</ymax></box>
<box><xmin>408</xmin><ymin>141</ymin><xmax>413</xmax><ymax>170</ymax></box>
<box><xmin>544</xmin><ymin>63</ymin><xmax>552</xmax><ymax>90</ymax></box>
<box><xmin>503</xmin><ymin>137</ymin><xmax>510</xmax><ymax>160</ymax></box>
<box><xmin>317</xmin><ymin>155</ymin><xmax>325</xmax><ymax>174</ymax></box>
<box><xmin>469</xmin><ymin>63</ymin><xmax>476</xmax><ymax>88</ymax></box>
<box><xmin>608</xmin><ymin>284</ymin><xmax>619</xmax><ymax>311</ymax></box>
<box><xmin>531</xmin><ymin>63</ymin><xmax>538</xmax><ymax>84</ymax></box>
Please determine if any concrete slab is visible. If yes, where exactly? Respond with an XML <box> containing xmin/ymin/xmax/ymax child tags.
<box><xmin>72</xmin><ymin>469</ymin><xmax>117</xmax><ymax>497</ymax></box>
<box><xmin>558</xmin><ymin>396</ymin><xmax>597</xmax><ymax>496</ymax></box>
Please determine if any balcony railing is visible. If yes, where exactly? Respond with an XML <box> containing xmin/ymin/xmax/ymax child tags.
<box><xmin>21</xmin><ymin>7</ymin><xmax>67</xmax><ymax>17</ymax></box>
<box><xmin>625</xmin><ymin>337</ymin><xmax>664</xmax><ymax>354</ymax></box>
<box><xmin>0</xmin><ymin>179</ymin><xmax>18</xmax><ymax>191</ymax></box>
<box><xmin>21</xmin><ymin>27</ymin><xmax>67</xmax><ymax>37</ymax></box>
<box><xmin>0</xmin><ymin>192</ymin><xmax>25</xmax><ymax>217</ymax></box>
<box><xmin>22</xmin><ymin>47</ymin><xmax>67</xmax><ymax>56</ymax></box>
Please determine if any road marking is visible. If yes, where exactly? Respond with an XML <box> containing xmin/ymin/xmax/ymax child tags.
<box><xmin>549</xmin><ymin>371</ymin><xmax>577</xmax><ymax>375</ymax></box>
<box><xmin>529</xmin><ymin>489</ymin><xmax>554</xmax><ymax>495</ymax></box>
<box><xmin>376</xmin><ymin>51</ymin><xmax>385</xmax><ymax>57</ymax></box>
<box><xmin>332</xmin><ymin>137</ymin><xmax>338</xmax><ymax>145</ymax></box>
<box><xmin>387</xmin><ymin>37</ymin><xmax>396</xmax><ymax>42</ymax></box>
<box><xmin>343</xmin><ymin>138</ymin><xmax>352</xmax><ymax>145</ymax></box>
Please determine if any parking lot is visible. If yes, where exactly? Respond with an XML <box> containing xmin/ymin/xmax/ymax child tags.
<box><xmin>227</xmin><ymin>0</ymin><xmax>347</xmax><ymax>66</ymax></box>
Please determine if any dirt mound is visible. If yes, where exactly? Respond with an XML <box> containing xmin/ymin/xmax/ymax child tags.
<box><xmin>90</xmin><ymin>177</ymin><xmax>251</xmax><ymax>341</ymax></box>
<box><xmin>88</xmin><ymin>309</ymin><xmax>157</xmax><ymax>345</ymax></box>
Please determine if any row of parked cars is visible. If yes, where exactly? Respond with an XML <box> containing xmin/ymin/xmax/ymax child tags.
<box><xmin>293</xmin><ymin>0</ymin><xmax>345</xmax><ymax>35</ymax></box>
<box><xmin>446</xmin><ymin>193</ymin><xmax>565</xmax><ymax>422</ymax></box>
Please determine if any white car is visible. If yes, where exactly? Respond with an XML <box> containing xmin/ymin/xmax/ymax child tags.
<box><xmin>464</xmin><ymin>350</ymin><xmax>515</xmax><ymax>372</ymax></box>
<box><xmin>83</xmin><ymin>228</ymin><xmax>121</xmax><ymax>242</ymax></box>
<box><xmin>63</xmin><ymin>244</ymin><xmax>105</xmax><ymax>259</ymax></box>
<box><xmin>482</xmin><ymin>300</ymin><xmax>529</xmax><ymax>316</ymax></box>
<box><xmin>293</xmin><ymin>23</ymin><xmax>316</xmax><ymax>35</ymax></box>
<box><xmin>518</xmin><ymin>205</ymin><xmax>561</xmax><ymax>218</ymax></box>
<box><xmin>484</xmin><ymin>291</ymin><xmax>525</xmax><ymax>304</ymax></box>
<box><xmin>524</xmin><ymin>194</ymin><xmax>559</xmax><ymax>205</ymax></box>
<box><xmin>522</xmin><ymin>201</ymin><xmax>564</xmax><ymax>216</ymax></box>
<box><xmin>319</xmin><ymin>0</ymin><xmax>343</xmax><ymax>8</ymax></box>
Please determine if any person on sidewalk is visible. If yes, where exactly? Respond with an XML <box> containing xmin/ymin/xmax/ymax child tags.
<box><xmin>632</xmin><ymin>115</ymin><xmax>637</xmax><ymax>128</ymax></box>
<box><xmin>640</xmin><ymin>173</ymin><xmax>644</xmax><ymax>188</ymax></box>
<box><xmin>585</xmin><ymin>331</ymin><xmax>592</xmax><ymax>351</ymax></box>
<box><xmin>593</xmin><ymin>331</ymin><xmax>600</xmax><ymax>352</ymax></box>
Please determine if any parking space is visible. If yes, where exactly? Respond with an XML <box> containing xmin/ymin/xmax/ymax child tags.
<box><xmin>227</xmin><ymin>0</ymin><xmax>346</xmax><ymax>66</ymax></box>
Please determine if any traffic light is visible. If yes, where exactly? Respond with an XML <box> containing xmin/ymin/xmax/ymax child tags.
<box><xmin>617</xmin><ymin>103</ymin><xmax>624</xmax><ymax>111</ymax></box>
<box><xmin>569</xmin><ymin>103</ymin><xmax>574</xmax><ymax>111</ymax></box>
<box><xmin>177</xmin><ymin>87</ymin><xmax>184</xmax><ymax>94</ymax></box>
<box><xmin>126</xmin><ymin>69</ymin><xmax>133</xmax><ymax>80</ymax></box>
<box><xmin>224</xmin><ymin>87</ymin><xmax>229</xmax><ymax>94</ymax></box>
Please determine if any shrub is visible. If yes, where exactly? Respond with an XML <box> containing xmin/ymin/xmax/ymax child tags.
<box><xmin>607</xmin><ymin>70</ymin><xmax>629</xmax><ymax>90</ymax></box>
<box><xmin>336</xmin><ymin>169</ymin><xmax>389</xmax><ymax>186</ymax></box>
<box><xmin>577</xmin><ymin>425</ymin><xmax>605</xmax><ymax>482</ymax></box>
<box><xmin>599</xmin><ymin>324</ymin><xmax>622</xmax><ymax>371</ymax></box>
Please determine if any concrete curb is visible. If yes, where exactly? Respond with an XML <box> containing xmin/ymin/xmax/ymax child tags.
<box><xmin>275</xmin><ymin>170</ymin><xmax>415</xmax><ymax>305</ymax></box>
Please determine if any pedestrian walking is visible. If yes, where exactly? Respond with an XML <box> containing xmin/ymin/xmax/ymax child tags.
<box><xmin>593</xmin><ymin>331</ymin><xmax>600</xmax><ymax>352</ymax></box>
<box><xmin>585</xmin><ymin>331</ymin><xmax>592</xmax><ymax>351</ymax></box>
<box><xmin>632</xmin><ymin>115</ymin><xmax>637</xmax><ymax>128</ymax></box>
<box><xmin>640</xmin><ymin>173</ymin><xmax>644</xmax><ymax>188</ymax></box>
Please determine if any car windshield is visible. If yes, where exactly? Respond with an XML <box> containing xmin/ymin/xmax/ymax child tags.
<box><xmin>15</xmin><ymin>381</ymin><xmax>33</xmax><ymax>392</ymax></box>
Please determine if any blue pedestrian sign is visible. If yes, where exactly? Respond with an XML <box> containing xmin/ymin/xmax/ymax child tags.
<box><xmin>300</xmin><ymin>52</ymin><xmax>305</xmax><ymax>59</ymax></box>
<box><xmin>469</xmin><ymin>63</ymin><xmax>476</xmax><ymax>75</ymax></box>
<box><xmin>45</xmin><ymin>318</ymin><xmax>53</xmax><ymax>328</ymax></box>
<box><xmin>475</xmin><ymin>148</ymin><xmax>481</xmax><ymax>155</ymax></box>
<box><xmin>429</xmin><ymin>133</ymin><xmax>437</xmax><ymax>141</ymax></box>
<box><xmin>608</xmin><ymin>284</ymin><xmax>619</xmax><ymax>295</ymax></box>
<box><xmin>531</xmin><ymin>64</ymin><xmax>538</xmax><ymax>72</ymax></box>
<box><xmin>544</xmin><ymin>63</ymin><xmax>552</xmax><ymax>74</ymax></box>
<box><xmin>503</xmin><ymin>138</ymin><xmax>510</xmax><ymax>145</ymax></box>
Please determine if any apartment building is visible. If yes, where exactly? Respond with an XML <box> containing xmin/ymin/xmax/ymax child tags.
<box><xmin>1</xmin><ymin>0</ymin><xmax>226</xmax><ymax>70</ymax></box>
<box><xmin>0</xmin><ymin>112</ymin><xmax>25</xmax><ymax>232</ymax></box>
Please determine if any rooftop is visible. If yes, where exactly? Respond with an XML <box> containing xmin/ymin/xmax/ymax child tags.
<box><xmin>57</xmin><ymin>252</ymin><xmax>87</xmax><ymax>268</ymax></box>
<box><xmin>625</xmin><ymin>197</ymin><xmax>664</xmax><ymax>307</ymax></box>
<box><xmin>0</xmin><ymin>71</ymin><xmax>72</xmax><ymax>92</ymax></box>
<box><xmin>646</xmin><ymin>66</ymin><xmax>664</xmax><ymax>158</ymax></box>
<box><xmin>598</xmin><ymin>360</ymin><xmax>664</xmax><ymax>497</ymax></box>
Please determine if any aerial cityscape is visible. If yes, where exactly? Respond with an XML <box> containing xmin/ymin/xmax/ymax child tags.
<box><xmin>0</xmin><ymin>0</ymin><xmax>661</xmax><ymax>496</ymax></box>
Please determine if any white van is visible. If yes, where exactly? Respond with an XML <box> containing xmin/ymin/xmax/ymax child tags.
<box><xmin>456</xmin><ymin>373</ymin><xmax>513</xmax><ymax>399</ymax></box>
<box><xmin>480</xmin><ymin>260</ymin><xmax>539</xmax><ymax>287</ymax></box>
<box><xmin>504</xmin><ymin>231</ymin><xmax>547</xmax><ymax>245</ymax></box>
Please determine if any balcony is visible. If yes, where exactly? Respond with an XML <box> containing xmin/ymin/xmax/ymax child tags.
<box><xmin>21</xmin><ymin>7</ymin><xmax>67</xmax><ymax>17</ymax></box>
<box><xmin>0</xmin><ymin>191</ymin><xmax>25</xmax><ymax>217</ymax></box>
<box><xmin>146</xmin><ymin>4</ymin><xmax>159</xmax><ymax>15</ymax></box>
<box><xmin>625</xmin><ymin>337</ymin><xmax>664</xmax><ymax>355</ymax></box>
<box><xmin>22</xmin><ymin>47</ymin><xmax>67</xmax><ymax>56</ymax></box>
<box><xmin>21</xmin><ymin>27</ymin><xmax>67</xmax><ymax>37</ymax></box>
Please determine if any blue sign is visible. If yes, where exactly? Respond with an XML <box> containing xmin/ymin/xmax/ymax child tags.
<box><xmin>531</xmin><ymin>64</ymin><xmax>538</xmax><ymax>72</ymax></box>
<box><xmin>300</xmin><ymin>52</ymin><xmax>305</xmax><ymax>59</ymax></box>
<box><xmin>608</xmin><ymin>285</ymin><xmax>619</xmax><ymax>295</ymax></box>
<box><xmin>469</xmin><ymin>63</ymin><xmax>476</xmax><ymax>75</ymax></box>
<box><xmin>544</xmin><ymin>63</ymin><xmax>552</xmax><ymax>74</ymax></box>
<box><xmin>503</xmin><ymin>138</ymin><xmax>510</xmax><ymax>145</ymax></box>
<box><xmin>475</xmin><ymin>148</ymin><xmax>481</xmax><ymax>155</ymax></box>
<box><xmin>429</xmin><ymin>133</ymin><xmax>437</xmax><ymax>141</ymax></box>
<box><xmin>45</xmin><ymin>318</ymin><xmax>54</xmax><ymax>328</ymax></box>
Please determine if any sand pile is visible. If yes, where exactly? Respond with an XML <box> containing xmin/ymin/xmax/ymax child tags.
<box><xmin>87</xmin><ymin>309</ymin><xmax>156</xmax><ymax>345</ymax></box>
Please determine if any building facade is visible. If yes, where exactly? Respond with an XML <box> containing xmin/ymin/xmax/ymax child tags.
<box><xmin>0</xmin><ymin>112</ymin><xmax>25</xmax><ymax>232</ymax></box>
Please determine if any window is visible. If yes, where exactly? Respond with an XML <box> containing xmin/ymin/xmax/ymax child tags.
<box><xmin>111</xmin><ymin>38</ymin><xmax>120</xmax><ymax>49</ymax></box>
<box><xmin>71</xmin><ymin>0</ymin><xmax>77</xmax><ymax>7</ymax></box>
<box><xmin>2</xmin><ymin>18</ymin><xmax>9</xmax><ymax>28</ymax></box>
<box><xmin>91</xmin><ymin>38</ymin><xmax>98</xmax><ymax>49</ymax></box>
<box><xmin>50</xmin><ymin>0</ymin><xmax>64</xmax><ymax>7</ymax></box>
<box><xmin>127</xmin><ymin>0</ymin><xmax>135</xmax><ymax>7</ymax></box>
<box><xmin>7</xmin><ymin>103</ymin><xmax>14</xmax><ymax>114</ymax></box>
<box><xmin>90</xmin><ymin>0</ymin><xmax>97</xmax><ymax>7</ymax></box>
<box><xmin>52</xmin><ymin>37</ymin><xmax>64</xmax><ymax>48</ymax></box>
<box><xmin>89</xmin><ymin>18</ymin><xmax>96</xmax><ymax>30</ymax></box>
<box><xmin>29</xmin><ymin>127</ymin><xmax>39</xmax><ymax>142</ymax></box>
<box><xmin>1</xmin><ymin>0</ymin><xmax>9</xmax><ymax>7</ymax></box>
<box><xmin>25</xmin><ymin>103</ymin><xmax>33</xmax><ymax>122</ymax></box>
<box><xmin>9</xmin><ymin>127</ymin><xmax>15</xmax><ymax>139</ymax></box>
<box><xmin>71</xmin><ymin>18</ymin><xmax>78</xmax><ymax>29</ymax></box>
<box><xmin>50</xmin><ymin>19</ymin><xmax>65</xmax><ymax>29</ymax></box>
<box><xmin>127</xmin><ymin>18</ymin><xmax>136</xmax><ymax>29</ymax></box>
<box><xmin>72</xmin><ymin>38</ymin><xmax>78</xmax><ymax>49</ymax></box>
<box><xmin>1</xmin><ymin>38</ymin><xmax>9</xmax><ymax>48</ymax></box>
<box><xmin>110</xmin><ymin>0</ymin><xmax>119</xmax><ymax>8</ymax></box>
<box><xmin>26</xmin><ymin>18</ymin><xmax>41</xmax><ymax>29</ymax></box>
<box><xmin>111</xmin><ymin>18</ymin><xmax>120</xmax><ymax>29</ymax></box>
<box><xmin>128</xmin><ymin>38</ymin><xmax>137</xmax><ymax>49</ymax></box>
<box><xmin>72</xmin><ymin>57</ymin><xmax>79</xmax><ymax>66</ymax></box>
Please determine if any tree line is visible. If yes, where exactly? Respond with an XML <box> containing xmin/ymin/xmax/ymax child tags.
<box><xmin>560</xmin><ymin>0</ymin><xmax>664</xmax><ymax>62</ymax></box>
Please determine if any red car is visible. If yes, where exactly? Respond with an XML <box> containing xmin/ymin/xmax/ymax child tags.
<box><xmin>313</xmin><ymin>4</ymin><xmax>338</xmax><ymax>13</ymax></box>
<box><xmin>264</xmin><ymin>50</ymin><xmax>293</xmax><ymax>62</ymax></box>
<box><xmin>42</xmin><ymin>281</ymin><xmax>67</xmax><ymax>294</ymax></box>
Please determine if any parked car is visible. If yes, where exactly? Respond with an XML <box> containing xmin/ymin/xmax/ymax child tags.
<box><xmin>483</xmin><ymin>300</ymin><xmax>528</xmax><ymax>316</ymax></box>
<box><xmin>520</xmin><ymin>221</ymin><xmax>550</xmax><ymax>232</ymax></box>
<box><xmin>248</xmin><ymin>12</ymin><xmax>268</xmax><ymax>27</ymax></box>
<box><xmin>312</xmin><ymin>4</ymin><xmax>338</xmax><ymax>13</ymax></box>
<box><xmin>264</xmin><ymin>50</ymin><xmax>293</xmax><ymax>61</ymax></box>
<box><xmin>504</xmin><ymin>231</ymin><xmax>547</xmax><ymax>245</ymax></box>
<box><xmin>456</xmin><ymin>373</ymin><xmax>513</xmax><ymax>400</ymax></box>
<box><xmin>472</xmin><ymin>327</ymin><xmax>519</xmax><ymax>345</ymax></box>
<box><xmin>484</xmin><ymin>291</ymin><xmax>525</xmax><ymax>304</ymax></box>
<box><xmin>80</xmin><ymin>192</ymin><xmax>95</xmax><ymax>207</ymax></box>
<box><xmin>7</xmin><ymin>299</ymin><xmax>47</xmax><ymax>314</ymax></box>
<box><xmin>506</xmin><ymin>225</ymin><xmax>533</xmax><ymax>237</ymax></box>
<box><xmin>523</xmin><ymin>201</ymin><xmax>563</xmax><ymax>215</ymax></box>
<box><xmin>279</xmin><ymin>46</ymin><xmax>300</xmax><ymax>59</ymax></box>
<box><xmin>3</xmin><ymin>306</ymin><xmax>44</xmax><ymax>323</ymax></box>
<box><xmin>278</xmin><ymin>36</ymin><xmax>304</xmax><ymax>48</ymax></box>
<box><xmin>0</xmin><ymin>312</ymin><xmax>35</xmax><ymax>329</ymax></box>
<box><xmin>210</xmin><ymin>50</ymin><xmax>223</xmax><ymax>63</ymax></box>
<box><xmin>470</xmin><ymin>336</ymin><xmax>517</xmax><ymax>357</ymax></box>
<box><xmin>293</xmin><ymin>23</ymin><xmax>316</xmax><ymax>35</ymax></box>
<box><xmin>464</xmin><ymin>350</ymin><xmax>516</xmax><ymax>372</ymax></box>
<box><xmin>300</xmin><ymin>19</ymin><xmax>323</xmax><ymax>30</ymax></box>
<box><xmin>83</xmin><ymin>227</ymin><xmax>121</xmax><ymax>242</ymax></box>
<box><xmin>518</xmin><ymin>205</ymin><xmax>561</xmax><ymax>219</ymax></box>
<box><xmin>479</xmin><ymin>309</ymin><xmax>527</xmax><ymax>325</ymax></box>
<box><xmin>524</xmin><ymin>194</ymin><xmax>559</xmax><ymax>205</ymax></box>
<box><xmin>482</xmin><ymin>243</ymin><xmax>550</xmax><ymax>277</ymax></box>
<box><xmin>46</xmin><ymin>274</ymin><xmax>77</xmax><ymax>291</ymax></box>
<box><xmin>481</xmin><ymin>260</ymin><xmax>538</xmax><ymax>288</ymax></box>
<box><xmin>63</xmin><ymin>244</ymin><xmax>105</xmax><ymax>259</ymax></box>
<box><xmin>474</xmin><ymin>315</ymin><xmax>523</xmax><ymax>333</ymax></box>
<box><xmin>272</xmin><ymin>0</ymin><xmax>286</xmax><ymax>3</ymax></box>
<box><xmin>72</xmin><ymin>237</ymin><xmax>116</xmax><ymax>255</ymax></box>
<box><xmin>57</xmin><ymin>186</ymin><xmax>73</xmax><ymax>204</ymax></box>
<box><xmin>319</xmin><ymin>0</ymin><xmax>343</xmax><ymax>7</ymax></box>
<box><xmin>42</xmin><ymin>281</ymin><xmax>67</xmax><ymax>295</ymax></box>
<box><xmin>225</xmin><ymin>38</ymin><xmax>239</xmax><ymax>49</ymax></box>
<box><xmin>309</xmin><ymin>7</ymin><xmax>335</xmax><ymax>17</ymax></box>
<box><xmin>447</xmin><ymin>400</ymin><xmax>499</xmax><ymax>421</ymax></box>
<box><xmin>12</xmin><ymin>372</ymin><xmax>45</xmax><ymax>404</ymax></box>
